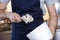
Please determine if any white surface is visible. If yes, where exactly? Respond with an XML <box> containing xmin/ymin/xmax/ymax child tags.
<box><xmin>27</xmin><ymin>22</ymin><xmax>53</xmax><ymax>40</ymax></box>
<box><xmin>55</xmin><ymin>29</ymin><xmax>60</xmax><ymax>40</ymax></box>
<box><xmin>58</xmin><ymin>19</ymin><xmax>60</xmax><ymax>26</ymax></box>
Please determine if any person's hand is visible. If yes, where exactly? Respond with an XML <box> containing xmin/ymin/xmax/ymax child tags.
<box><xmin>7</xmin><ymin>12</ymin><xmax>22</xmax><ymax>23</ymax></box>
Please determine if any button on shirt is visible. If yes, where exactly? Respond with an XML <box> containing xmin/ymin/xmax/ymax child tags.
<box><xmin>0</xmin><ymin>0</ymin><xmax>57</xmax><ymax>14</ymax></box>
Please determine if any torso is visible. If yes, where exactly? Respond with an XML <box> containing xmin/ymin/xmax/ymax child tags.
<box><xmin>11</xmin><ymin>0</ymin><xmax>44</xmax><ymax>40</ymax></box>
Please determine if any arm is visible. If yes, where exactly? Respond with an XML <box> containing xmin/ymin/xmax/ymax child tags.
<box><xmin>0</xmin><ymin>3</ymin><xmax>6</xmax><ymax>10</ymax></box>
<box><xmin>44</xmin><ymin>0</ymin><xmax>58</xmax><ymax>38</ymax></box>
<box><xmin>0</xmin><ymin>12</ymin><xmax>22</xmax><ymax>23</ymax></box>
<box><xmin>0</xmin><ymin>0</ymin><xmax>10</xmax><ymax>18</ymax></box>
<box><xmin>47</xmin><ymin>4</ymin><xmax>58</xmax><ymax>38</ymax></box>
<box><xmin>0</xmin><ymin>0</ymin><xmax>22</xmax><ymax>23</ymax></box>
<box><xmin>0</xmin><ymin>0</ymin><xmax>10</xmax><ymax>10</ymax></box>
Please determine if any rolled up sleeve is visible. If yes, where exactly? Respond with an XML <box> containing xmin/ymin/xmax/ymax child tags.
<box><xmin>0</xmin><ymin>0</ymin><xmax>9</xmax><ymax>4</ymax></box>
<box><xmin>44</xmin><ymin>0</ymin><xmax>58</xmax><ymax>6</ymax></box>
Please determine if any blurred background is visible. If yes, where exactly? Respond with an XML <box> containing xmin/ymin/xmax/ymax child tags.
<box><xmin>0</xmin><ymin>0</ymin><xmax>60</xmax><ymax>40</ymax></box>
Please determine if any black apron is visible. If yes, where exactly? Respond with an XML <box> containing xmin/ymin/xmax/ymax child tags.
<box><xmin>11</xmin><ymin>0</ymin><xmax>44</xmax><ymax>40</ymax></box>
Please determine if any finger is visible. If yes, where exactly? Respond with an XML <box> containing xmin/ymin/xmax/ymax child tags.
<box><xmin>9</xmin><ymin>15</ymin><xmax>18</xmax><ymax>23</ymax></box>
<box><xmin>12</xmin><ymin>15</ymin><xmax>22</xmax><ymax>23</ymax></box>
<box><xmin>10</xmin><ymin>13</ymin><xmax>22</xmax><ymax>22</ymax></box>
<box><xmin>14</xmin><ymin>14</ymin><xmax>22</xmax><ymax>22</ymax></box>
<box><xmin>10</xmin><ymin>18</ymin><xmax>15</xmax><ymax>23</ymax></box>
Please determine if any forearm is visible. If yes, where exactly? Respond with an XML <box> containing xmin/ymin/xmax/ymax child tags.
<box><xmin>0</xmin><ymin>2</ymin><xmax>7</xmax><ymax>18</ymax></box>
<box><xmin>0</xmin><ymin>0</ymin><xmax>10</xmax><ymax>19</ymax></box>
<box><xmin>0</xmin><ymin>3</ymin><xmax>6</xmax><ymax>10</ymax></box>
<box><xmin>0</xmin><ymin>10</ymin><xmax>12</xmax><ymax>19</ymax></box>
<box><xmin>47</xmin><ymin>5</ymin><xmax>58</xmax><ymax>36</ymax></box>
<box><xmin>48</xmin><ymin>14</ymin><xmax>57</xmax><ymax>35</ymax></box>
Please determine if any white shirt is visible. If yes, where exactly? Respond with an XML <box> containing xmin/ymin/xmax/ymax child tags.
<box><xmin>0</xmin><ymin>0</ymin><xmax>57</xmax><ymax>14</ymax></box>
<box><xmin>40</xmin><ymin>0</ymin><xmax>58</xmax><ymax>14</ymax></box>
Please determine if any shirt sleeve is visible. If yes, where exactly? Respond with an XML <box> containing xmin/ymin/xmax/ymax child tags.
<box><xmin>44</xmin><ymin>0</ymin><xmax>58</xmax><ymax>6</ymax></box>
<box><xmin>0</xmin><ymin>0</ymin><xmax>10</xmax><ymax>4</ymax></box>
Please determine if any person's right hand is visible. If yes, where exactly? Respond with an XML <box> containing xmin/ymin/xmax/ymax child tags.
<box><xmin>6</xmin><ymin>12</ymin><xmax>22</xmax><ymax>23</ymax></box>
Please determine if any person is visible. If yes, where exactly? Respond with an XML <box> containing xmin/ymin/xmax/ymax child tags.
<box><xmin>0</xmin><ymin>0</ymin><xmax>58</xmax><ymax>40</ymax></box>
